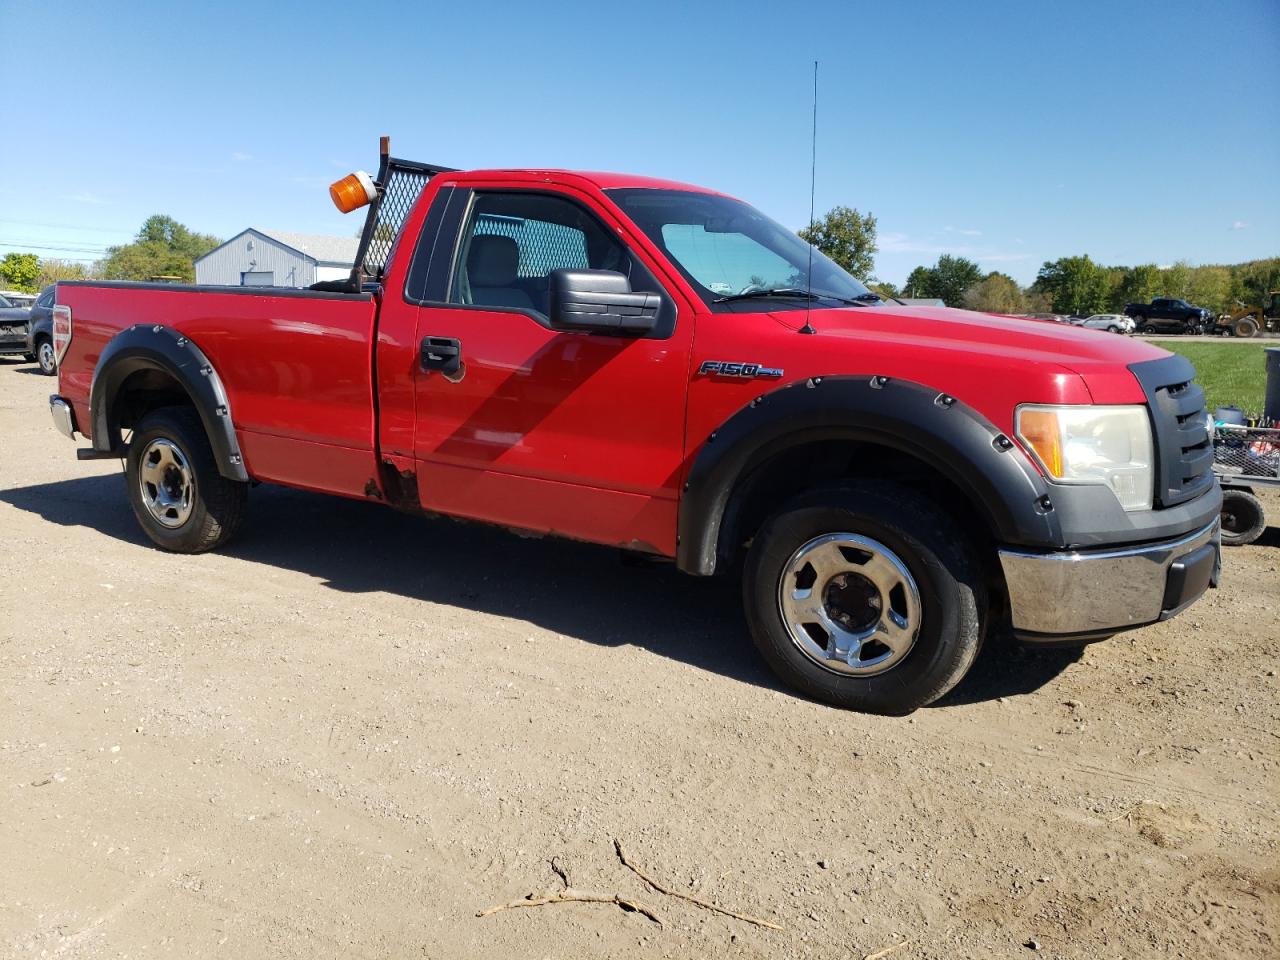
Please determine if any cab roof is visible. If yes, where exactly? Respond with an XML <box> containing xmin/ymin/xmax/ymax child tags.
<box><xmin>441</xmin><ymin>168</ymin><xmax>728</xmax><ymax>195</ymax></box>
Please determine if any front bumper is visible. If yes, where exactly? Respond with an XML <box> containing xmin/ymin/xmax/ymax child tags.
<box><xmin>999</xmin><ymin>519</ymin><xmax>1220</xmax><ymax>641</ymax></box>
<box><xmin>0</xmin><ymin>328</ymin><xmax>29</xmax><ymax>354</ymax></box>
<box><xmin>50</xmin><ymin>395</ymin><xmax>77</xmax><ymax>440</ymax></box>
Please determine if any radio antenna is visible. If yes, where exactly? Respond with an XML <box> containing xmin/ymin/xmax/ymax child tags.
<box><xmin>799</xmin><ymin>60</ymin><xmax>818</xmax><ymax>336</ymax></box>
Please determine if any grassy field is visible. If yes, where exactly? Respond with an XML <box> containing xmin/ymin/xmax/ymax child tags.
<box><xmin>1151</xmin><ymin>340</ymin><xmax>1274</xmax><ymax>416</ymax></box>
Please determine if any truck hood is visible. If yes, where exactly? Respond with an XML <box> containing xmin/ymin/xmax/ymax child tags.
<box><xmin>767</xmin><ymin>303</ymin><xmax>1171</xmax><ymax>402</ymax></box>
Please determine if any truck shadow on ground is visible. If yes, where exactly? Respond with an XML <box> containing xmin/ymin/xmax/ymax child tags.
<box><xmin>2</xmin><ymin>474</ymin><xmax>1089</xmax><ymax>708</ymax></box>
<box><xmin>0</xmin><ymin>359</ymin><xmax>49</xmax><ymax>376</ymax></box>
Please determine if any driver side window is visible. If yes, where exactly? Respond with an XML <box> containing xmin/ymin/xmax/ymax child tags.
<box><xmin>450</xmin><ymin>192</ymin><xmax>631</xmax><ymax>317</ymax></box>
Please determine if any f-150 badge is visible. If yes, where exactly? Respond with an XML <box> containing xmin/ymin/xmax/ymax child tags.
<box><xmin>698</xmin><ymin>360</ymin><xmax>784</xmax><ymax>378</ymax></box>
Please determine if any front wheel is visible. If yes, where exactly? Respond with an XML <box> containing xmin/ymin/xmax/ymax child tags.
<box><xmin>125</xmin><ymin>407</ymin><xmax>247</xmax><ymax>553</ymax></box>
<box><xmin>743</xmin><ymin>481</ymin><xmax>985</xmax><ymax>714</ymax></box>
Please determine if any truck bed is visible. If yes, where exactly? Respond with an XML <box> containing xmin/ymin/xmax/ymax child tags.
<box><xmin>56</xmin><ymin>280</ymin><xmax>381</xmax><ymax>498</ymax></box>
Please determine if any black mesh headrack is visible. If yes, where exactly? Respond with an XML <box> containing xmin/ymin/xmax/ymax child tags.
<box><xmin>351</xmin><ymin>137</ymin><xmax>456</xmax><ymax>286</ymax></box>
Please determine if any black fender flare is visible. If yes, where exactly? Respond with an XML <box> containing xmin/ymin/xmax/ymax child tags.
<box><xmin>676</xmin><ymin>375</ymin><xmax>1063</xmax><ymax>575</ymax></box>
<box><xmin>89</xmin><ymin>324</ymin><xmax>249</xmax><ymax>482</ymax></box>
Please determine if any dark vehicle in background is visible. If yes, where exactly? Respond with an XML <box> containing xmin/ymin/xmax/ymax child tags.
<box><xmin>0</xmin><ymin>292</ymin><xmax>34</xmax><ymax>360</ymax></box>
<box><xmin>1124</xmin><ymin>297</ymin><xmax>1212</xmax><ymax>334</ymax></box>
<box><xmin>25</xmin><ymin>286</ymin><xmax>58</xmax><ymax>375</ymax></box>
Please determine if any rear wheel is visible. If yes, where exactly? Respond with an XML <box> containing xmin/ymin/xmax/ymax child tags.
<box><xmin>1220</xmin><ymin>489</ymin><xmax>1265</xmax><ymax>546</ymax></box>
<box><xmin>743</xmin><ymin>481</ymin><xmax>985</xmax><ymax>714</ymax></box>
<box><xmin>125</xmin><ymin>407</ymin><xmax>247</xmax><ymax>553</ymax></box>
<box><xmin>35</xmin><ymin>337</ymin><xmax>56</xmax><ymax>375</ymax></box>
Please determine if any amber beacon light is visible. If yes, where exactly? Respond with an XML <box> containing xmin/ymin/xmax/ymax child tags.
<box><xmin>329</xmin><ymin>170</ymin><xmax>377</xmax><ymax>213</ymax></box>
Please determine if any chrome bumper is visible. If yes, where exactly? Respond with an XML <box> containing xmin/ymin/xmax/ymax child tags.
<box><xmin>49</xmin><ymin>395</ymin><xmax>77</xmax><ymax>440</ymax></box>
<box><xmin>998</xmin><ymin>520</ymin><xmax>1220</xmax><ymax>638</ymax></box>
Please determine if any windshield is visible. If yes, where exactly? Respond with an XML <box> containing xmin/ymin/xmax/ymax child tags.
<box><xmin>607</xmin><ymin>188</ymin><xmax>873</xmax><ymax>309</ymax></box>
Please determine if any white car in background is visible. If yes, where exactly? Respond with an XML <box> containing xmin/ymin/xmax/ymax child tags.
<box><xmin>1079</xmin><ymin>313</ymin><xmax>1134</xmax><ymax>334</ymax></box>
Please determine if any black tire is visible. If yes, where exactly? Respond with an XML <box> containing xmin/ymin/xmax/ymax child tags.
<box><xmin>34</xmin><ymin>336</ymin><xmax>56</xmax><ymax>375</ymax></box>
<box><xmin>1107</xmin><ymin>325</ymin><xmax>1121</xmax><ymax>334</ymax></box>
<box><xmin>125</xmin><ymin>406</ymin><xmax>247</xmax><ymax>553</ymax></box>
<box><xmin>743</xmin><ymin>481</ymin><xmax>985</xmax><ymax>714</ymax></box>
<box><xmin>1233</xmin><ymin>317</ymin><xmax>1259</xmax><ymax>339</ymax></box>
<box><xmin>1135</xmin><ymin>319</ymin><xmax>1149</xmax><ymax>333</ymax></box>
<box><xmin>1220</xmin><ymin>488</ymin><xmax>1266</xmax><ymax>546</ymax></box>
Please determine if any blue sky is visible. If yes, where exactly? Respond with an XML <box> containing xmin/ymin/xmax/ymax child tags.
<box><xmin>0</xmin><ymin>0</ymin><xmax>1276</xmax><ymax>286</ymax></box>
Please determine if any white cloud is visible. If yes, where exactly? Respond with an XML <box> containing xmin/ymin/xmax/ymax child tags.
<box><xmin>944</xmin><ymin>225</ymin><xmax>983</xmax><ymax>237</ymax></box>
<box><xmin>62</xmin><ymin>192</ymin><xmax>113</xmax><ymax>205</ymax></box>
<box><xmin>231</xmin><ymin>151</ymin><xmax>253</xmax><ymax>162</ymax></box>
<box><xmin>1231</xmin><ymin>220</ymin><xmax>1249</xmax><ymax>231</ymax></box>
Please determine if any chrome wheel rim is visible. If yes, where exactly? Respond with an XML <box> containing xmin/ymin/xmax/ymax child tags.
<box><xmin>138</xmin><ymin>438</ymin><xmax>195</xmax><ymax>528</ymax></box>
<box><xmin>777</xmin><ymin>533</ymin><xmax>922</xmax><ymax>676</ymax></box>
<box><xmin>38</xmin><ymin>341</ymin><xmax>55</xmax><ymax>373</ymax></box>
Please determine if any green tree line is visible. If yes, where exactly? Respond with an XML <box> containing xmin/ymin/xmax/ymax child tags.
<box><xmin>794</xmin><ymin>205</ymin><xmax>1277</xmax><ymax>316</ymax></box>
<box><xmin>1027</xmin><ymin>255</ymin><xmax>1279</xmax><ymax>317</ymax></box>
<box><xmin>899</xmin><ymin>253</ymin><xmax>1280</xmax><ymax>315</ymax></box>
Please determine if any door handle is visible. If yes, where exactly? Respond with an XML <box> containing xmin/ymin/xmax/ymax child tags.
<box><xmin>420</xmin><ymin>336</ymin><xmax>461</xmax><ymax>374</ymax></box>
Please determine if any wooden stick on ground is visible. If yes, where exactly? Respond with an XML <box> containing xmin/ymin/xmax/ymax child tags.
<box><xmin>477</xmin><ymin>888</ymin><xmax>663</xmax><ymax>926</ymax></box>
<box><xmin>613</xmin><ymin>839</ymin><xmax>783</xmax><ymax>931</ymax></box>
<box><xmin>864</xmin><ymin>939</ymin><xmax>910</xmax><ymax>960</ymax></box>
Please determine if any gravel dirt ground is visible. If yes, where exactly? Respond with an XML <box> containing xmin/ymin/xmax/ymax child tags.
<box><xmin>1</xmin><ymin>358</ymin><xmax>1277</xmax><ymax>959</ymax></box>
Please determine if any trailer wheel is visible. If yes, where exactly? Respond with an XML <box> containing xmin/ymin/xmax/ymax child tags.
<box><xmin>1232</xmin><ymin>317</ymin><xmax>1259</xmax><ymax>339</ymax></box>
<box><xmin>1220</xmin><ymin>488</ymin><xmax>1266</xmax><ymax>546</ymax></box>
<box><xmin>125</xmin><ymin>406</ymin><xmax>248</xmax><ymax>553</ymax></box>
<box><xmin>743</xmin><ymin>481</ymin><xmax>985</xmax><ymax>714</ymax></box>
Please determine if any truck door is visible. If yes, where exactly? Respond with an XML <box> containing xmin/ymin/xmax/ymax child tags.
<box><xmin>405</xmin><ymin>185</ymin><xmax>693</xmax><ymax>555</ymax></box>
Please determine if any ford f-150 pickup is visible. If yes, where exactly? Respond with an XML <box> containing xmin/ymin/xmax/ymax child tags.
<box><xmin>46</xmin><ymin>142</ymin><xmax>1222</xmax><ymax>714</ymax></box>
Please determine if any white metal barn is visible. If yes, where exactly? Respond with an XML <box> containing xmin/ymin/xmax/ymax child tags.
<box><xmin>193</xmin><ymin>229</ymin><xmax>358</xmax><ymax>288</ymax></box>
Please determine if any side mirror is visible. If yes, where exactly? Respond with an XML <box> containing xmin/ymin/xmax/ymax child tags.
<box><xmin>548</xmin><ymin>269</ymin><xmax>660</xmax><ymax>335</ymax></box>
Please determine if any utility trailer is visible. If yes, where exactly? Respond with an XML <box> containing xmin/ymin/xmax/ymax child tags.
<box><xmin>1213</xmin><ymin>424</ymin><xmax>1280</xmax><ymax>545</ymax></box>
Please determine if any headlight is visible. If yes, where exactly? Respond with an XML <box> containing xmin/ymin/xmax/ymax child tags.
<box><xmin>1016</xmin><ymin>404</ymin><xmax>1154</xmax><ymax>511</ymax></box>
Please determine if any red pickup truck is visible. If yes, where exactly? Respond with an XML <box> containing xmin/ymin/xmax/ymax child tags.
<box><xmin>47</xmin><ymin>147</ymin><xmax>1221</xmax><ymax>714</ymax></box>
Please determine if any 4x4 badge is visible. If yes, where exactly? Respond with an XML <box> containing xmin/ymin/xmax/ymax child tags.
<box><xmin>698</xmin><ymin>360</ymin><xmax>784</xmax><ymax>379</ymax></box>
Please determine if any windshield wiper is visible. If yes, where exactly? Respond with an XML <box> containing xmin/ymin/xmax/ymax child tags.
<box><xmin>714</xmin><ymin>287</ymin><xmax>817</xmax><ymax>303</ymax></box>
<box><xmin>714</xmin><ymin>287</ymin><xmax>871</xmax><ymax>306</ymax></box>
